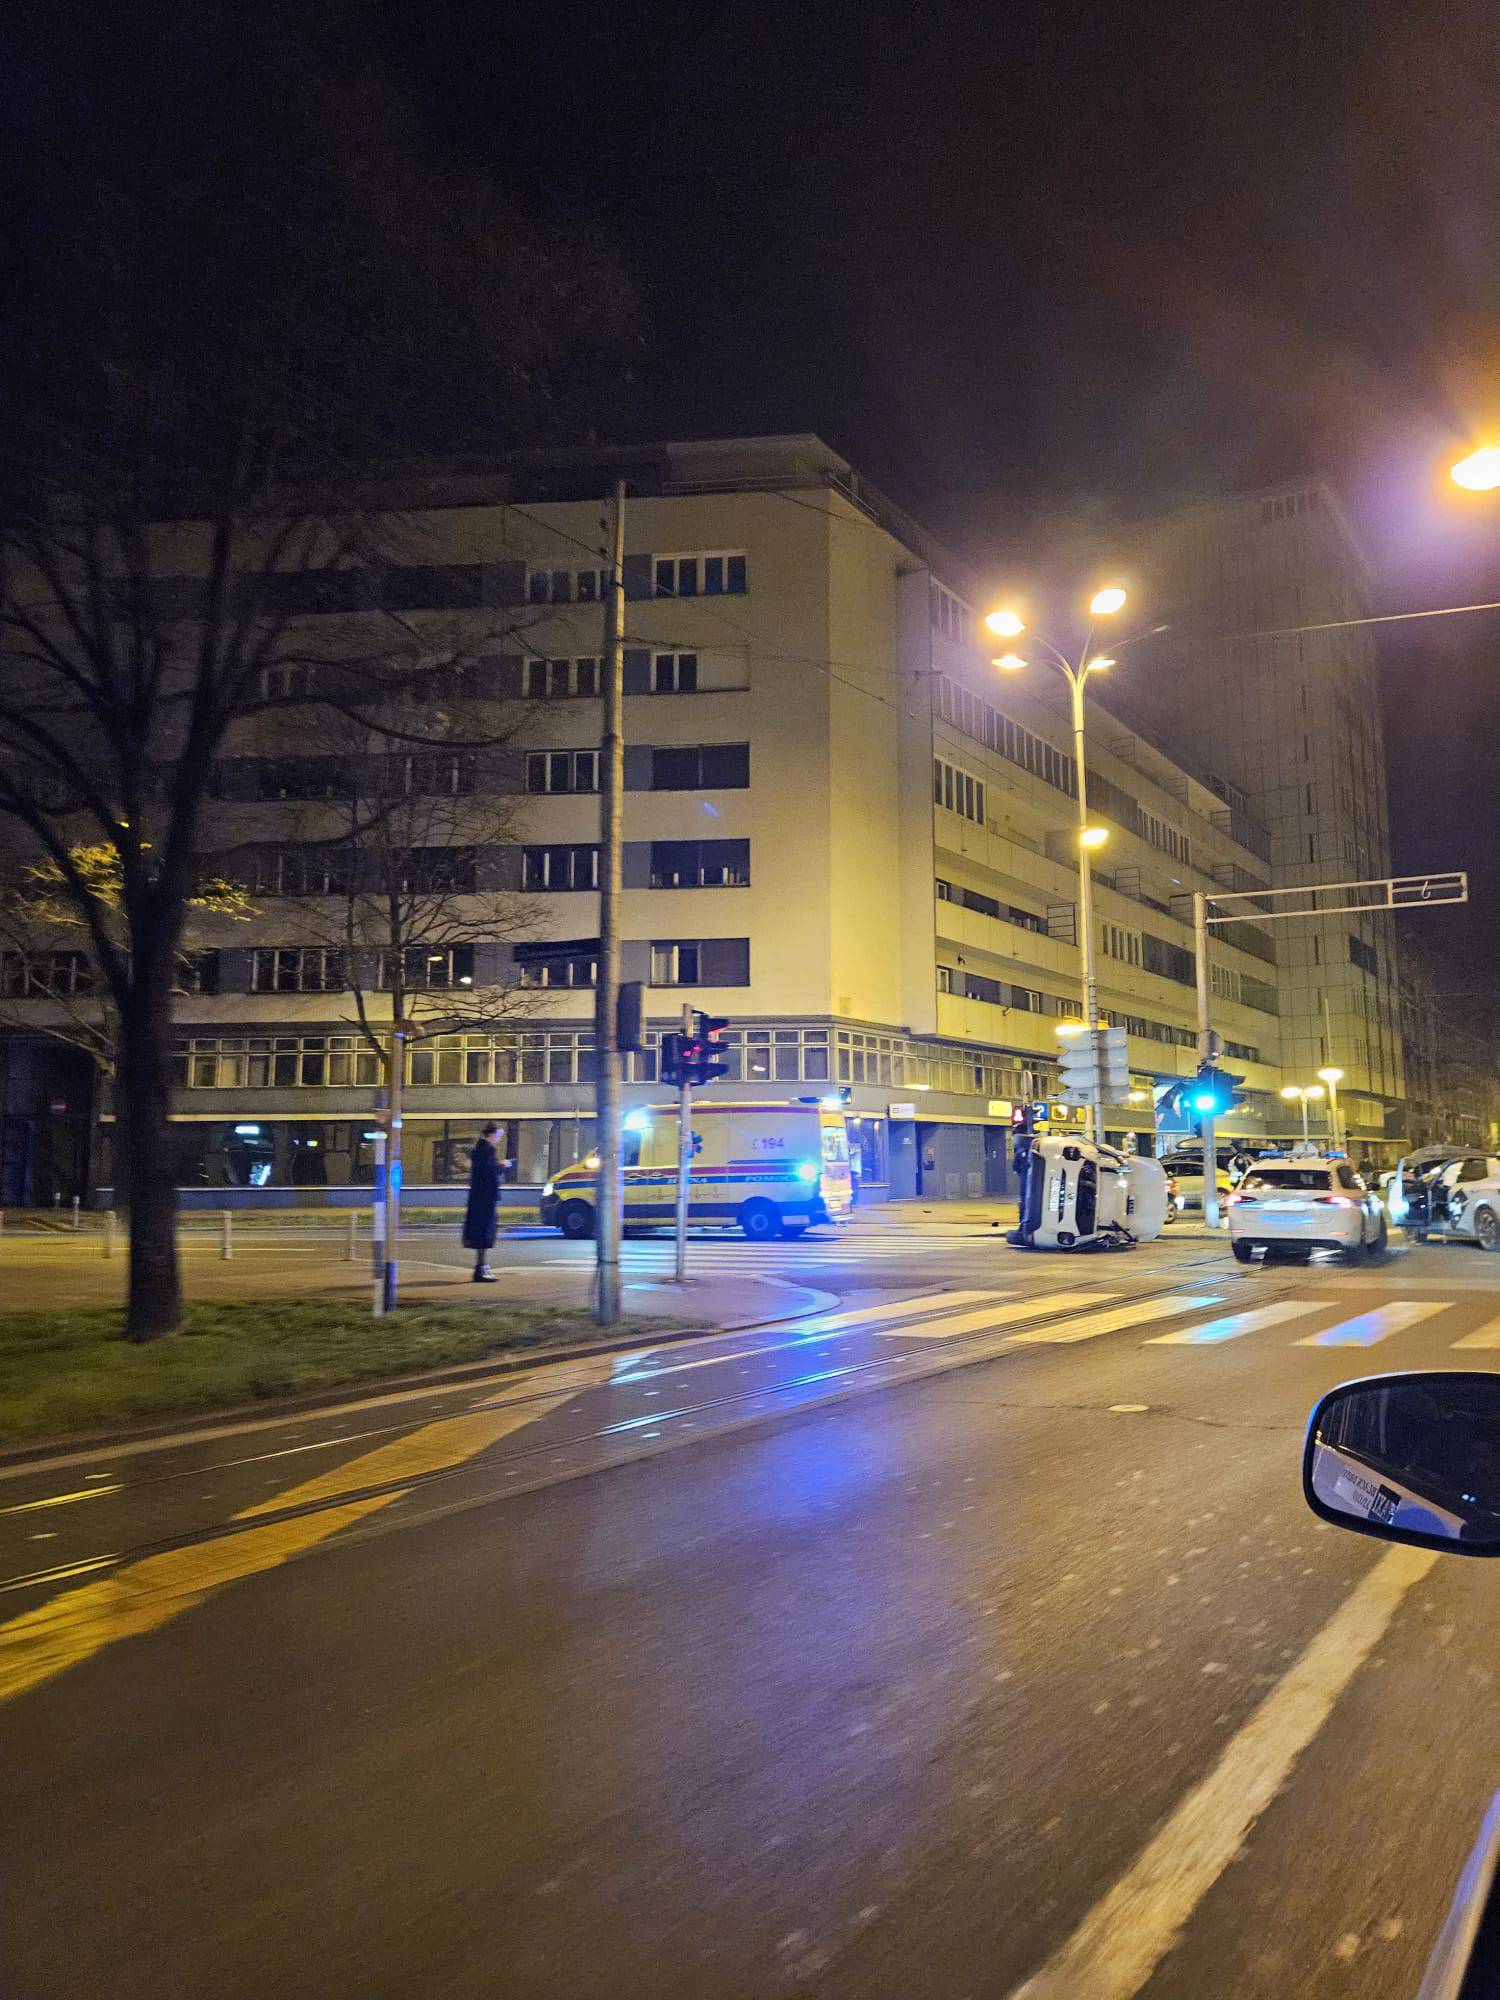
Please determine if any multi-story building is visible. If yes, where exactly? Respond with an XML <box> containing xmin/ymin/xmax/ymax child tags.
<box><xmin>1</xmin><ymin>436</ymin><xmax>1291</xmax><ymax>1206</ymax></box>
<box><xmin>1125</xmin><ymin>484</ymin><xmax>1406</xmax><ymax>1154</ymax></box>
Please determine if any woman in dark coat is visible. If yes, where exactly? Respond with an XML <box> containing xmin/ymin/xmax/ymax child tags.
<box><xmin>462</xmin><ymin>1122</ymin><xmax>503</xmax><ymax>1281</ymax></box>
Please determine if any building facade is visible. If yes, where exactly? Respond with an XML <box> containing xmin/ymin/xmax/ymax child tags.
<box><xmin>1</xmin><ymin>438</ymin><xmax>1333</xmax><ymax>1205</ymax></box>
<box><xmin>1125</xmin><ymin>484</ymin><xmax>1406</xmax><ymax>1154</ymax></box>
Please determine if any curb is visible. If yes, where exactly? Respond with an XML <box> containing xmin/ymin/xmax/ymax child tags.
<box><xmin>0</xmin><ymin>1286</ymin><xmax>845</xmax><ymax>1472</ymax></box>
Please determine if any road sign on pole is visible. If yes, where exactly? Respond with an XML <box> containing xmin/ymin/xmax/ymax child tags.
<box><xmin>1058</xmin><ymin>1026</ymin><xmax>1132</xmax><ymax>1108</ymax></box>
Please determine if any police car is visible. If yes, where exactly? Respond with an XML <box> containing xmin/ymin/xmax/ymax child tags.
<box><xmin>1226</xmin><ymin>1152</ymin><xmax>1387</xmax><ymax>1264</ymax></box>
<box><xmin>1014</xmin><ymin>1135</ymin><xmax>1171</xmax><ymax>1249</ymax></box>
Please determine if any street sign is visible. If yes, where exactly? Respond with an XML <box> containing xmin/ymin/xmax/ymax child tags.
<box><xmin>1058</xmin><ymin>1026</ymin><xmax>1132</xmax><ymax>1105</ymax></box>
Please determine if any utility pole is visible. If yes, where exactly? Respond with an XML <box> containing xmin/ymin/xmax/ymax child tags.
<box><xmin>674</xmin><ymin>1001</ymin><xmax>693</xmax><ymax>1284</ymax></box>
<box><xmin>1070</xmin><ymin>669</ymin><xmax>1105</xmax><ymax>1146</ymax></box>
<box><xmin>1193</xmin><ymin>892</ymin><xmax>1220</xmax><ymax>1229</ymax></box>
<box><xmin>593</xmin><ymin>480</ymin><xmax>627</xmax><ymax>1324</ymax></box>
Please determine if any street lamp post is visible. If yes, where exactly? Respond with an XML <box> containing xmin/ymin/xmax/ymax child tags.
<box><xmin>985</xmin><ymin>587</ymin><xmax>1128</xmax><ymax>1147</ymax></box>
<box><xmin>1280</xmin><ymin>1083</ymin><xmax>1325</xmax><ymax>1145</ymax></box>
<box><xmin>1317</xmin><ymin>1066</ymin><xmax>1344</xmax><ymax>1153</ymax></box>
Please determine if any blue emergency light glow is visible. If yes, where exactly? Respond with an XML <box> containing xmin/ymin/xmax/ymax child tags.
<box><xmin>233</xmin><ymin>1124</ymin><xmax>261</xmax><ymax>1137</ymax></box>
<box><xmin>795</xmin><ymin>1160</ymin><xmax>820</xmax><ymax>1183</ymax></box>
<box><xmin>623</xmin><ymin>1110</ymin><xmax>652</xmax><ymax>1133</ymax></box>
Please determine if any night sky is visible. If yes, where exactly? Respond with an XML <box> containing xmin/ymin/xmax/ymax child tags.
<box><xmin>10</xmin><ymin>0</ymin><xmax>1500</xmax><ymax>971</ymax></box>
<box><xmin>374</xmin><ymin>0</ymin><xmax>1499</xmax><ymax>975</ymax></box>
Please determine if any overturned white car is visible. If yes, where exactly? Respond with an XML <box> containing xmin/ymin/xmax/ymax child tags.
<box><xmin>1014</xmin><ymin>1136</ymin><xmax>1172</xmax><ymax>1250</ymax></box>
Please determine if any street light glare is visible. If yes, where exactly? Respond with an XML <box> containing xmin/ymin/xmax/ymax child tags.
<box><xmin>1279</xmin><ymin>1086</ymin><xmax>1303</xmax><ymax>1101</ymax></box>
<box><xmin>1306</xmin><ymin>1085</ymin><xmax>1325</xmax><ymax>1100</ymax></box>
<box><xmin>1317</xmin><ymin>1067</ymin><xmax>1344</xmax><ymax>1084</ymax></box>
<box><xmin>993</xmin><ymin>652</ymin><xmax>1027</xmax><ymax>671</ymax></box>
<box><xmin>1451</xmin><ymin>446</ymin><xmax>1500</xmax><ymax>492</ymax></box>
<box><xmin>985</xmin><ymin>608</ymin><xmax>1026</xmax><ymax>637</ymax></box>
<box><xmin>1089</xmin><ymin>586</ymin><xmax>1128</xmax><ymax>616</ymax></box>
<box><xmin>1085</xmin><ymin>656</ymin><xmax>1114</xmax><ymax>673</ymax></box>
<box><xmin>1080</xmin><ymin>826</ymin><xmax>1108</xmax><ymax>848</ymax></box>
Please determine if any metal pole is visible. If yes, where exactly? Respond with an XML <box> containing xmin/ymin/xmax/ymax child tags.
<box><xmin>594</xmin><ymin>479</ymin><xmax>627</xmax><ymax>1324</ymax></box>
<box><xmin>1300</xmin><ymin>1093</ymin><xmax>1310</xmax><ymax>1145</ymax></box>
<box><xmin>675</xmin><ymin>1001</ymin><xmax>693</xmax><ymax>1284</ymax></box>
<box><xmin>1193</xmin><ymin>892</ymin><xmax>1219</xmax><ymax>1229</ymax></box>
<box><xmin>220</xmin><ymin>1207</ymin><xmax>232</xmax><ymax>1260</ymax></box>
<box><xmin>382</xmin><ymin>1023</ymin><xmax>404</xmax><ymax>1314</ymax></box>
<box><xmin>346</xmin><ymin>1206</ymin><xmax>359</xmax><ymax>1262</ymax></box>
<box><xmin>370</xmin><ymin>1127</ymin><xmax>388</xmax><ymax>1314</ymax></box>
<box><xmin>71</xmin><ymin>1194</ymin><xmax>80</xmax><ymax>1231</ymax></box>
<box><xmin>1070</xmin><ymin>667</ymin><xmax>1104</xmax><ymax>1146</ymax></box>
<box><xmin>103</xmin><ymin>1209</ymin><xmax>115</xmax><ymax>1259</ymax></box>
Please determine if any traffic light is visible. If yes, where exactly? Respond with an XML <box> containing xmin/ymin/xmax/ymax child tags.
<box><xmin>1187</xmin><ymin>1063</ymin><xmax>1243</xmax><ymax>1118</ymax></box>
<box><xmin>616</xmin><ymin>980</ymin><xmax>644</xmax><ymax>1053</ymax></box>
<box><xmin>1058</xmin><ymin>1033</ymin><xmax>1097</xmax><ymax>1105</ymax></box>
<box><xmin>689</xmin><ymin>1012</ymin><xmax>730</xmax><ymax>1084</ymax></box>
<box><xmin>1059</xmin><ymin>1027</ymin><xmax>1130</xmax><ymax>1105</ymax></box>
<box><xmin>662</xmin><ymin>1017</ymin><xmax>731</xmax><ymax>1088</ymax></box>
<box><xmin>1010</xmin><ymin>1102</ymin><xmax>1032</xmax><ymax>1135</ymax></box>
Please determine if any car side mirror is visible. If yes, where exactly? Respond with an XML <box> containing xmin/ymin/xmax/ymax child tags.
<box><xmin>1304</xmin><ymin>1372</ymin><xmax>1500</xmax><ymax>1555</ymax></box>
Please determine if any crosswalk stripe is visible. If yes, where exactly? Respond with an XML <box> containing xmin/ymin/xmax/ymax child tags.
<box><xmin>876</xmin><ymin>1291</ymin><xmax>1118</xmax><ymax>1340</ymax></box>
<box><xmin>1004</xmin><ymin>1296</ymin><xmax>1221</xmax><ymax>1347</ymax></box>
<box><xmin>1146</xmin><ymin>1301</ymin><xmax>1327</xmax><ymax>1346</ymax></box>
<box><xmin>1450</xmin><ymin>1315</ymin><xmax>1500</xmax><ymax>1349</ymax></box>
<box><xmin>1295</xmin><ymin>1301</ymin><xmax>1450</xmax><ymax>1347</ymax></box>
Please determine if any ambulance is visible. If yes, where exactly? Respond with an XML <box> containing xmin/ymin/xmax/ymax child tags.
<box><xmin>539</xmin><ymin>1100</ymin><xmax>855</xmax><ymax>1241</ymax></box>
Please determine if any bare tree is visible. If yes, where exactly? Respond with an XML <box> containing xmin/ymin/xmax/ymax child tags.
<box><xmin>0</xmin><ymin>11</ymin><xmax>638</xmax><ymax>1336</ymax></box>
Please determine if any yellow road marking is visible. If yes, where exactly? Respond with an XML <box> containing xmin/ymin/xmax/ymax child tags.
<box><xmin>0</xmin><ymin>1358</ymin><xmax>612</xmax><ymax>1705</ymax></box>
<box><xmin>0</xmin><ymin>1484</ymin><xmax>122</xmax><ymax>1515</ymax></box>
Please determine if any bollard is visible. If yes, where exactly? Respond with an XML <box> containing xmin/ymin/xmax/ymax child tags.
<box><xmin>72</xmin><ymin>1195</ymin><xmax>81</xmax><ymax>1231</ymax></box>
<box><xmin>346</xmin><ymin>1208</ymin><xmax>359</xmax><ymax>1262</ymax></box>
<box><xmin>221</xmin><ymin>1208</ymin><xmax>233</xmax><ymax>1260</ymax></box>
<box><xmin>103</xmin><ymin>1211</ymin><xmax>115</xmax><ymax>1258</ymax></box>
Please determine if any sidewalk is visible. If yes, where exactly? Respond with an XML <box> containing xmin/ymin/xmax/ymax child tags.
<box><xmin>0</xmin><ymin>1232</ymin><xmax>835</xmax><ymax>1329</ymax></box>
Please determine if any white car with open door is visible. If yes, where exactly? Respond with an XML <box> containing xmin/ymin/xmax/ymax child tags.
<box><xmin>1407</xmin><ymin>1153</ymin><xmax>1500</xmax><ymax>1250</ymax></box>
<box><xmin>1226</xmin><ymin>1154</ymin><xmax>1387</xmax><ymax>1264</ymax></box>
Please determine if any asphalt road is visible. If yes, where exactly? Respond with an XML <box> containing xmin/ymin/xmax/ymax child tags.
<box><xmin>5</xmin><ymin>1228</ymin><xmax>1500</xmax><ymax>1997</ymax></box>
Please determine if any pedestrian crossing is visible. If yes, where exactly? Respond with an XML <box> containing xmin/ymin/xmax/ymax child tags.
<box><xmin>545</xmin><ymin>1231</ymin><xmax>940</xmax><ymax>1271</ymax></box>
<box><xmin>838</xmin><ymin>1287</ymin><xmax>1500</xmax><ymax>1358</ymax></box>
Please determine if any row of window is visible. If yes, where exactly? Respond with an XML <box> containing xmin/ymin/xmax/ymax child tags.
<box><xmin>218</xmin><ymin>741</ymin><xmax>755</xmax><ymax>803</ymax></box>
<box><xmin>523</xmin><ymin>652</ymin><xmax>706</xmax><ymax>699</ymax></box>
<box><xmin>930</xmin><ymin>581</ymin><xmax>971</xmax><ymax>643</ymax></box>
<box><xmin>935</xmin><ymin>878</ymin><xmax>1047</xmax><ymax>934</ymax></box>
<box><xmin>171</xmin><ymin>1025</ymin><xmax>1045</xmax><ymax>1100</ymax></box>
<box><xmin>525</xmin><ymin>551</ymin><xmax>748</xmax><ymax>604</ymax></box>
<box><xmin>0</xmin><ymin>950</ymin><xmax>93</xmax><ymax>998</ymax></box>
<box><xmin>934</xmin><ymin>757</ymin><xmax>987</xmax><ymax>826</ymax></box>
<box><xmin>525</xmin><ymin>743</ymin><xmax>750</xmax><ymax>794</ymax></box>
<box><xmin>935</xmin><ymin>675</ymin><xmax>1078</xmax><ymax>798</ymax></box>
<box><xmin>1102</xmin><ymin>923</ymin><xmax>1141</xmax><ymax>967</ymax></box>
<box><xmin>250</xmin><ymin>946</ymin><xmax>477</xmax><ymax>994</ymax></box>
<box><xmin>238</xmin><ymin>847</ymin><xmax>478</xmax><ymax>898</ymax></box>
<box><xmin>515</xmin><ymin>937</ymin><xmax>751</xmax><ymax>989</ymax></box>
<box><xmin>1350</xmin><ymin>934</ymin><xmax>1379</xmax><ymax>978</ymax></box>
<box><xmin>936</xmin><ymin>961</ymin><xmax>1263</xmax><ymax>1064</ymax></box>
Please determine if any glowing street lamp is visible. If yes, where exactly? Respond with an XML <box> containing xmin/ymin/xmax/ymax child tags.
<box><xmin>1280</xmin><ymin>1082</ymin><xmax>1325</xmax><ymax>1144</ymax></box>
<box><xmin>983</xmin><ymin>582</ymin><xmax>1141</xmax><ymax>1141</ymax></box>
<box><xmin>1451</xmin><ymin>446</ymin><xmax>1500</xmax><ymax>493</ymax></box>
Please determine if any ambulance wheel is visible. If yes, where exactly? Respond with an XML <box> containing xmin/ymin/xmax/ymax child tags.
<box><xmin>1232</xmin><ymin>1241</ymin><xmax>1254</xmax><ymax>1264</ymax></box>
<box><xmin>558</xmin><ymin>1199</ymin><xmax>596</xmax><ymax>1240</ymax></box>
<box><xmin>739</xmin><ymin>1199</ymin><xmax>784</xmax><ymax>1242</ymax></box>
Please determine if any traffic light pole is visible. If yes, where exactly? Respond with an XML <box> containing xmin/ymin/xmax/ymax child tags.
<box><xmin>593</xmin><ymin>480</ymin><xmax>627</xmax><ymax>1325</ymax></box>
<box><xmin>674</xmin><ymin>1001</ymin><xmax>694</xmax><ymax>1284</ymax></box>
<box><xmin>1193</xmin><ymin>893</ymin><xmax>1220</xmax><ymax>1229</ymax></box>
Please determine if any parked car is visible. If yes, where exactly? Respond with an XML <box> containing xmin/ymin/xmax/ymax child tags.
<box><xmin>1226</xmin><ymin>1155</ymin><xmax>1387</xmax><ymax>1263</ymax></box>
<box><xmin>1158</xmin><ymin>1146</ymin><xmax>1247</xmax><ymax>1213</ymax></box>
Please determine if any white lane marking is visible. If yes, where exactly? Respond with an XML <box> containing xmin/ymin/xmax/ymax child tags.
<box><xmin>1006</xmin><ymin>1544</ymin><xmax>1437</xmax><ymax>2000</ymax></box>
<box><xmin>1145</xmin><ymin>1301</ymin><xmax>1325</xmax><ymax>1346</ymax></box>
<box><xmin>1004</xmin><ymin>1297</ymin><xmax>1220</xmax><ymax>1346</ymax></box>
<box><xmin>878</xmin><ymin>1292</ymin><xmax>1117</xmax><ymax>1339</ymax></box>
<box><xmin>1295</xmin><ymin>1301</ymin><xmax>1449</xmax><ymax>1347</ymax></box>
<box><xmin>1452</xmin><ymin>1314</ymin><xmax>1500</xmax><ymax>1349</ymax></box>
<box><xmin>611</xmin><ymin>1292</ymin><xmax>1007</xmax><ymax>1382</ymax></box>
